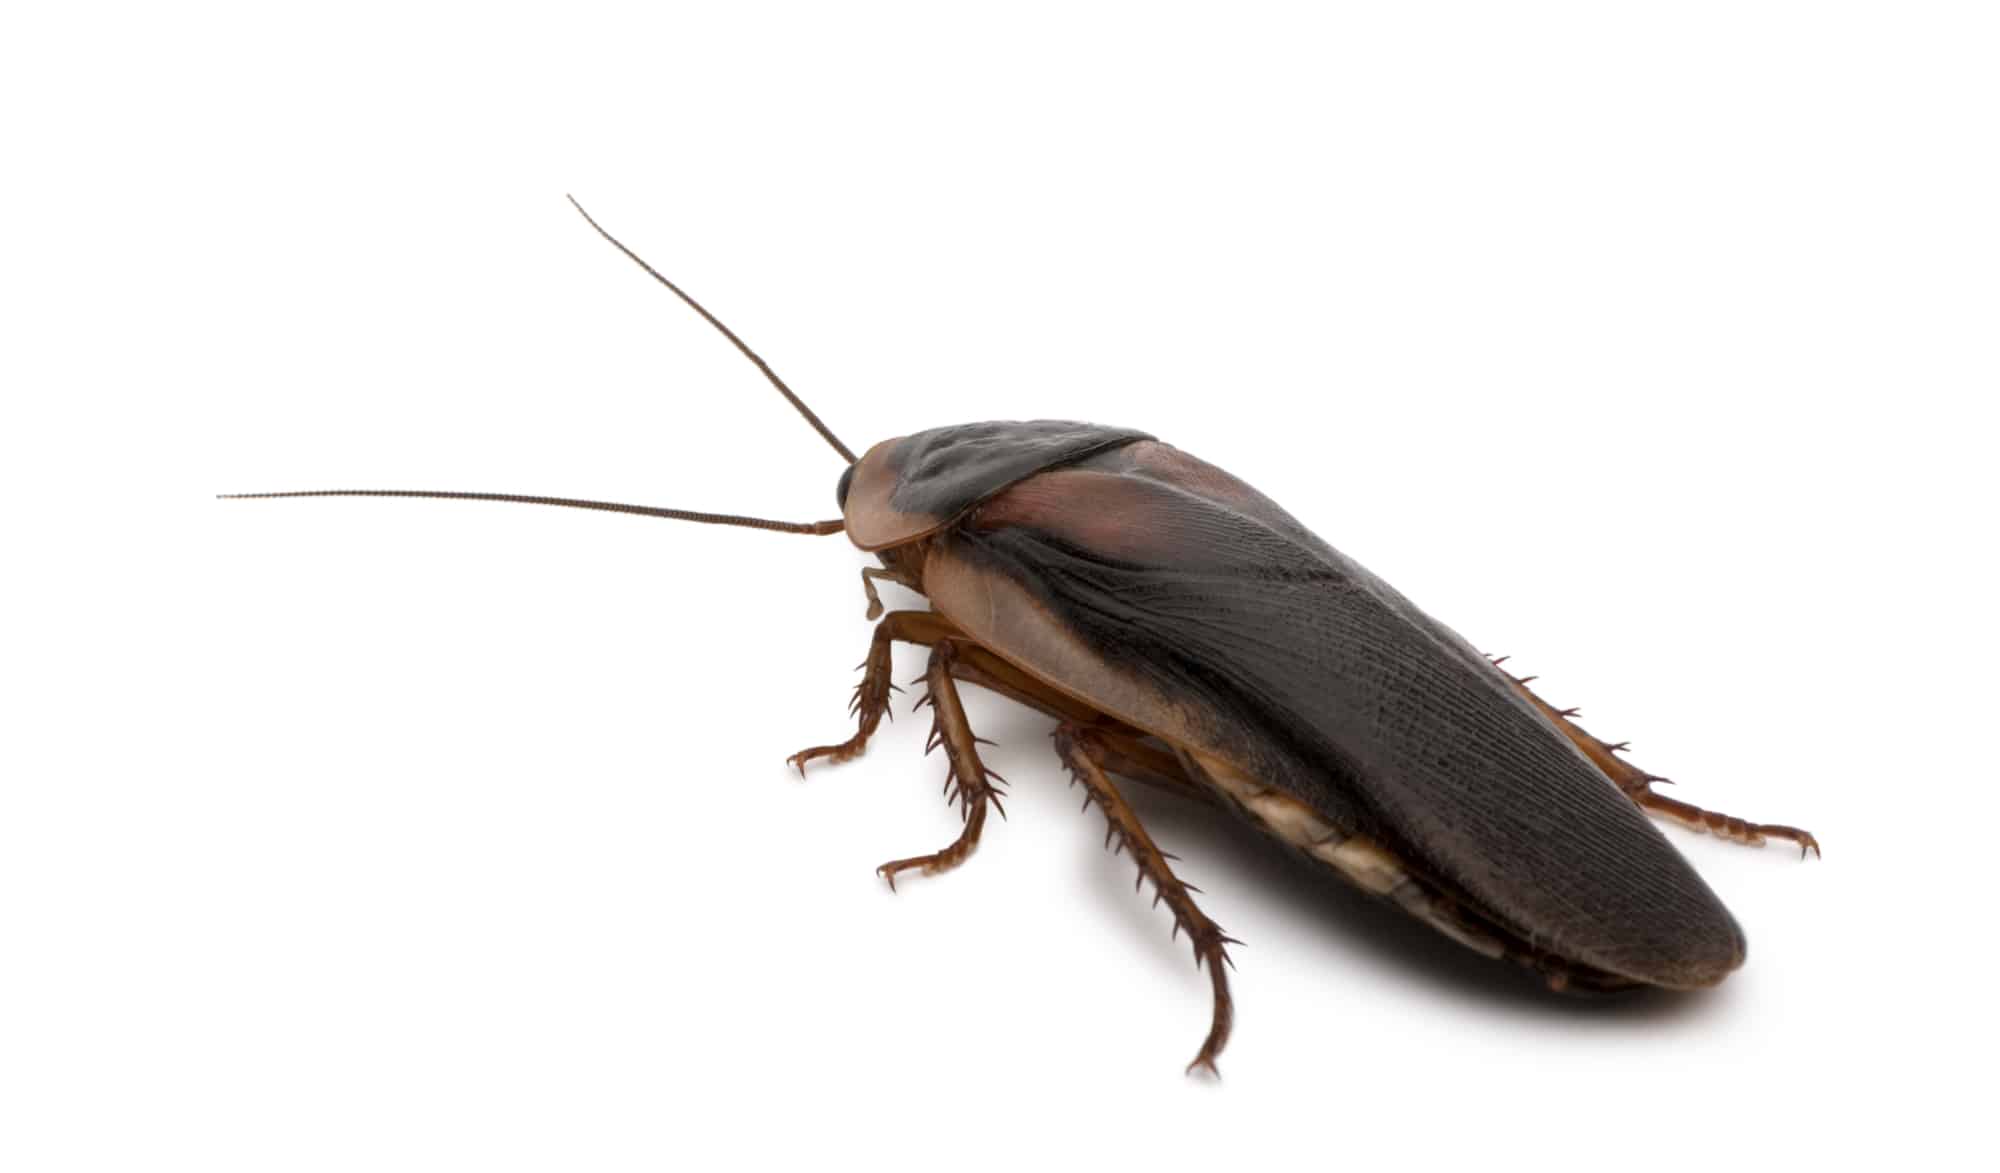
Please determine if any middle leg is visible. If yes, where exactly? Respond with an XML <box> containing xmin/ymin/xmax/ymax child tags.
<box><xmin>787</xmin><ymin>610</ymin><xmax>959</xmax><ymax>775</ymax></box>
<box><xmin>875</xmin><ymin>641</ymin><xmax>1008</xmax><ymax>889</ymax></box>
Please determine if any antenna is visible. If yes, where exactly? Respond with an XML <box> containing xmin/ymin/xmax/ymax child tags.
<box><xmin>566</xmin><ymin>195</ymin><xmax>857</xmax><ymax>464</ymax></box>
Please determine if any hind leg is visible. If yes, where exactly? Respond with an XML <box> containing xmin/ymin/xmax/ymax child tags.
<box><xmin>1492</xmin><ymin>657</ymin><xmax>1821</xmax><ymax>858</ymax></box>
<box><xmin>1054</xmin><ymin>724</ymin><xmax>1240</xmax><ymax>1076</ymax></box>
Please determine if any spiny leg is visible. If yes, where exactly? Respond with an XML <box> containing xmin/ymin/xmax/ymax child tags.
<box><xmin>937</xmin><ymin>642</ymin><xmax>1221</xmax><ymax>809</ymax></box>
<box><xmin>788</xmin><ymin>610</ymin><xmax>960</xmax><ymax>775</ymax></box>
<box><xmin>783</xmin><ymin>607</ymin><xmax>1187</xmax><ymax>792</ymax></box>
<box><xmin>1062</xmin><ymin>723</ymin><xmax>1220</xmax><ymax>810</ymax></box>
<box><xmin>1489</xmin><ymin>655</ymin><xmax>1821</xmax><ymax>859</ymax></box>
<box><xmin>1054</xmin><ymin>724</ymin><xmax>1239</xmax><ymax>1077</ymax></box>
<box><xmin>876</xmin><ymin>642</ymin><xmax>1007</xmax><ymax>889</ymax></box>
<box><xmin>1629</xmin><ymin>789</ymin><xmax>1822</xmax><ymax>858</ymax></box>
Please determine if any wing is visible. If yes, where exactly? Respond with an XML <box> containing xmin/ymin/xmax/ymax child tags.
<box><xmin>926</xmin><ymin>439</ymin><xmax>1744</xmax><ymax>988</ymax></box>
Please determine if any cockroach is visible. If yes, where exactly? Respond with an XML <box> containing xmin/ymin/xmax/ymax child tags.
<box><xmin>227</xmin><ymin>198</ymin><xmax>1820</xmax><ymax>1074</ymax></box>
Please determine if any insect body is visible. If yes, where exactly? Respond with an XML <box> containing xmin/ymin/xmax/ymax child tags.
<box><xmin>229</xmin><ymin>200</ymin><xmax>1819</xmax><ymax>1074</ymax></box>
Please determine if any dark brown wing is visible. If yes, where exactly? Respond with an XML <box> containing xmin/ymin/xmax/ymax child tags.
<box><xmin>931</xmin><ymin>439</ymin><xmax>1744</xmax><ymax>988</ymax></box>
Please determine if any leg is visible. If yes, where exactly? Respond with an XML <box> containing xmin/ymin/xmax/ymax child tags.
<box><xmin>1491</xmin><ymin>656</ymin><xmax>1822</xmax><ymax>858</ymax></box>
<box><xmin>875</xmin><ymin>642</ymin><xmax>1008</xmax><ymax>888</ymax></box>
<box><xmin>1054</xmin><ymin>724</ymin><xmax>1240</xmax><ymax>1076</ymax></box>
<box><xmin>940</xmin><ymin>642</ymin><xmax>1221</xmax><ymax>809</ymax></box>
<box><xmin>788</xmin><ymin>610</ymin><xmax>960</xmax><ymax>775</ymax></box>
<box><xmin>1630</xmin><ymin>790</ymin><xmax>1822</xmax><ymax>858</ymax></box>
<box><xmin>857</xmin><ymin>566</ymin><xmax>912</xmax><ymax>621</ymax></box>
<box><xmin>790</xmin><ymin>607</ymin><xmax>1219</xmax><ymax>807</ymax></box>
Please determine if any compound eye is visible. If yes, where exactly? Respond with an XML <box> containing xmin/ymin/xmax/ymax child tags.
<box><xmin>836</xmin><ymin>463</ymin><xmax>856</xmax><ymax>510</ymax></box>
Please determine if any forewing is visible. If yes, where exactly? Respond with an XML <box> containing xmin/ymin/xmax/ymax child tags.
<box><xmin>935</xmin><ymin>440</ymin><xmax>1744</xmax><ymax>988</ymax></box>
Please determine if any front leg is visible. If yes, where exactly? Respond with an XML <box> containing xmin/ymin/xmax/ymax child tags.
<box><xmin>788</xmin><ymin>610</ymin><xmax>960</xmax><ymax>775</ymax></box>
<box><xmin>857</xmin><ymin>566</ymin><xmax>912</xmax><ymax>621</ymax></box>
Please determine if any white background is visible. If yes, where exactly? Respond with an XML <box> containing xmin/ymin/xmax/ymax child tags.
<box><xmin>5</xmin><ymin>3</ymin><xmax>1995</xmax><ymax>1169</ymax></box>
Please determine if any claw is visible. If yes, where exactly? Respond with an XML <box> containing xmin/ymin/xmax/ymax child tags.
<box><xmin>1761</xmin><ymin>825</ymin><xmax>1821</xmax><ymax>860</ymax></box>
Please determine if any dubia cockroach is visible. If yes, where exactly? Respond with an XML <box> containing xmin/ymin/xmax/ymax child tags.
<box><xmin>228</xmin><ymin>198</ymin><xmax>1818</xmax><ymax>1074</ymax></box>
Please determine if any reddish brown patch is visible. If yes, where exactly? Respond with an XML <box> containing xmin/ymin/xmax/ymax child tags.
<box><xmin>1125</xmin><ymin>441</ymin><xmax>1272</xmax><ymax>513</ymax></box>
<box><xmin>969</xmin><ymin>468</ymin><xmax>1191</xmax><ymax>562</ymax></box>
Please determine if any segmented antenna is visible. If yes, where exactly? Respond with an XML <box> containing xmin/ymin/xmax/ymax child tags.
<box><xmin>221</xmin><ymin>201</ymin><xmax>860</xmax><ymax>535</ymax></box>
<box><xmin>566</xmin><ymin>195</ymin><xmax>857</xmax><ymax>464</ymax></box>
<box><xmin>218</xmin><ymin>490</ymin><xmax>843</xmax><ymax>535</ymax></box>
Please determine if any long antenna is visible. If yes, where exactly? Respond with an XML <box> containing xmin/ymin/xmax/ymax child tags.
<box><xmin>566</xmin><ymin>195</ymin><xmax>858</xmax><ymax>465</ymax></box>
<box><xmin>218</xmin><ymin>490</ymin><xmax>844</xmax><ymax>535</ymax></box>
